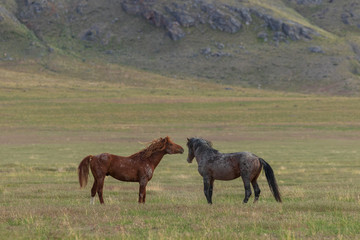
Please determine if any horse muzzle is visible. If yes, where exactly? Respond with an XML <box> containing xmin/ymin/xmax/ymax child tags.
<box><xmin>176</xmin><ymin>147</ymin><xmax>184</xmax><ymax>154</ymax></box>
<box><xmin>169</xmin><ymin>146</ymin><xmax>184</xmax><ymax>154</ymax></box>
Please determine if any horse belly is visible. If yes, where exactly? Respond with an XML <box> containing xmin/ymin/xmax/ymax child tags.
<box><xmin>110</xmin><ymin>169</ymin><xmax>138</xmax><ymax>182</ymax></box>
<box><xmin>109</xmin><ymin>160</ymin><xmax>139</xmax><ymax>182</ymax></box>
<box><xmin>212</xmin><ymin>164</ymin><xmax>240</xmax><ymax>180</ymax></box>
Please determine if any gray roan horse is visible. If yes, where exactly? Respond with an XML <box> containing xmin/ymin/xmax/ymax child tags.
<box><xmin>186</xmin><ymin>137</ymin><xmax>282</xmax><ymax>204</ymax></box>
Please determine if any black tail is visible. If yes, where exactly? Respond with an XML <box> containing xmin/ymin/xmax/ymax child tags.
<box><xmin>259</xmin><ymin>158</ymin><xmax>282</xmax><ymax>202</ymax></box>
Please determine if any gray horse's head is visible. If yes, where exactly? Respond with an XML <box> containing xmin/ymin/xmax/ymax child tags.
<box><xmin>186</xmin><ymin>138</ymin><xmax>195</xmax><ymax>163</ymax></box>
<box><xmin>186</xmin><ymin>137</ymin><xmax>214</xmax><ymax>163</ymax></box>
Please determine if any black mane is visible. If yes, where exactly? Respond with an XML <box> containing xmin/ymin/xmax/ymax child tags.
<box><xmin>190</xmin><ymin>138</ymin><xmax>219</xmax><ymax>155</ymax></box>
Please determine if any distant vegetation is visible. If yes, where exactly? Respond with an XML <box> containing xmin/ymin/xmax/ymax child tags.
<box><xmin>0</xmin><ymin>0</ymin><xmax>360</xmax><ymax>95</ymax></box>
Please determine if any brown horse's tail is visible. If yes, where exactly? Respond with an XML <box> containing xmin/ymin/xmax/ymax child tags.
<box><xmin>78</xmin><ymin>155</ymin><xmax>92</xmax><ymax>188</ymax></box>
<box><xmin>259</xmin><ymin>158</ymin><xmax>282</xmax><ymax>203</ymax></box>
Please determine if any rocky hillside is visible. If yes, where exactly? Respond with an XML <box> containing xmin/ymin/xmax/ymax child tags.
<box><xmin>121</xmin><ymin>0</ymin><xmax>318</xmax><ymax>41</ymax></box>
<box><xmin>1</xmin><ymin>0</ymin><xmax>360</xmax><ymax>95</ymax></box>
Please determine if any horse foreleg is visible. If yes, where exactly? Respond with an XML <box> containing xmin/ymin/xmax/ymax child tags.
<box><xmin>209</xmin><ymin>178</ymin><xmax>214</xmax><ymax>203</ymax></box>
<box><xmin>241</xmin><ymin>177</ymin><xmax>252</xmax><ymax>203</ymax></box>
<box><xmin>203</xmin><ymin>177</ymin><xmax>213</xmax><ymax>204</ymax></box>
<box><xmin>138</xmin><ymin>181</ymin><xmax>147</xmax><ymax>203</ymax></box>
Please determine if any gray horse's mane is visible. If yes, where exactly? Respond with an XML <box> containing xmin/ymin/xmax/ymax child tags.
<box><xmin>191</xmin><ymin>137</ymin><xmax>219</xmax><ymax>154</ymax></box>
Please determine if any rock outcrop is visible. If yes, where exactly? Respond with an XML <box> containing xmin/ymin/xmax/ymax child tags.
<box><xmin>121</xmin><ymin>0</ymin><xmax>319</xmax><ymax>41</ymax></box>
<box><xmin>122</xmin><ymin>0</ymin><xmax>185</xmax><ymax>40</ymax></box>
<box><xmin>251</xmin><ymin>9</ymin><xmax>318</xmax><ymax>41</ymax></box>
<box><xmin>288</xmin><ymin>0</ymin><xmax>323</xmax><ymax>5</ymax></box>
<box><xmin>14</xmin><ymin>0</ymin><xmax>319</xmax><ymax>42</ymax></box>
<box><xmin>341</xmin><ymin>2</ymin><xmax>360</xmax><ymax>28</ymax></box>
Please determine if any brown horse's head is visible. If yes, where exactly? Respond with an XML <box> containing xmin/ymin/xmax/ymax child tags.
<box><xmin>163</xmin><ymin>136</ymin><xmax>184</xmax><ymax>155</ymax></box>
<box><xmin>142</xmin><ymin>137</ymin><xmax>183</xmax><ymax>159</ymax></box>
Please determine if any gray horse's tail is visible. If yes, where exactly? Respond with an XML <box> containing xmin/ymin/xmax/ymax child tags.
<box><xmin>259</xmin><ymin>158</ymin><xmax>282</xmax><ymax>202</ymax></box>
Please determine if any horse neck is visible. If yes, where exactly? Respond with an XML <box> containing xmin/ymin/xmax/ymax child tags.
<box><xmin>147</xmin><ymin>150</ymin><xmax>167</xmax><ymax>168</ymax></box>
<box><xmin>194</xmin><ymin>145</ymin><xmax>217</xmax><ymax>163</ymax></box>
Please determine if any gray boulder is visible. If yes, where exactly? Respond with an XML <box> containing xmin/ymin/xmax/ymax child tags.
<box><xmin>165</xmin><ymin>7</ymin><xmax>196</xmax><ymax>27</ymax></box>
<box><xmin>166</xmin><ymin>21</ymin><xmax>185</xmax><ymax>40</ymax></box>
<box><xmin>309</xmin><ymin>46</ymin><xmax>324</xmax><ymax>53</ymax></box>
<box><xmin>81</xmin><ymin>26</ymin><xmax>100</xmax><ymax>41</ymax></box>
<box><xmin>208</xmin><ymin>10</ymin><xmax>242</xmax><ymax>33</ymax></box>
<box><xmin>289</xmin><ymin>0</ymin><xmax>323</xmax><ymax>5</ymax></box>
<box><xmin>225</xmin><ymin>5</ymin><xmax>252</xmax><ymax>25</ymax></box>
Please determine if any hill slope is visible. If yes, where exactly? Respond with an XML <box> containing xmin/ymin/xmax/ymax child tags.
<box><xmin>1</xmin><ymin>0</ymin><xmax>360</xmax><ymax>95</ymax></box>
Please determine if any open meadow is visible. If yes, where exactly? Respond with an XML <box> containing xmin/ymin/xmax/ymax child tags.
<box><xmin>1</xmin><ymin>67</ymin><xmax>360</xmax><ymax>239</ymax></box>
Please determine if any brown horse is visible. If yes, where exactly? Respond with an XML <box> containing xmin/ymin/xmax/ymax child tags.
<box><xmin>78</xmin><ymin>136</ymin><xmax>184</xmax><ymax>204</ymax></box>
<box><xmin>186</xmin><ymin>137</ymin><xmax>282</xmax><ymax>204</ymax></box>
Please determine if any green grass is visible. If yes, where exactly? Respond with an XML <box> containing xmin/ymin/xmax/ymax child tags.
<box><xmin>1</xmin><ymin>68</ymin><xmax>360</xmax><ymax>239</ymax></box>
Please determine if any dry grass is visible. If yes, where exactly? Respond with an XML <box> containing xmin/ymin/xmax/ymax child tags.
<box><xmin>1</xmin><ymin>68</ymin><xmax>360</xmax><ymax>239</ymax></box>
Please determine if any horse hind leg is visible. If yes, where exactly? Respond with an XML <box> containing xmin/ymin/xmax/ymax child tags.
<box><xmin>241</xmin><ymin>177</ymin><xmax>252</xmax><ymax>203</ymax></box>
<box><xmin>251</xmin><ymin>163</ymin><xmax>262</xmax><ymax>203</ymax></box>
<box><xmin>96</xmin><ymin>177</ymin><xmax>105</xmax><ymax>204</ymax></box>
<box><xmin>90</xmin><ymin>179</ymin><xmax>97</xmax><ymax>205</ymax></box>
<box><xmin>251</xmin><ymin>180</ymin><xmax>261</xmax><ymax>203</ymax></box>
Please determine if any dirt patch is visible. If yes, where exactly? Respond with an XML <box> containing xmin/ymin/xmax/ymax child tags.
<box><xmin>0</xmin><ymin>129</ymin><xmax>131</xmax><ymax>145</ymax></box>
<box><xmin>1</xmin><ymin>127</ymin><xmax>359</xmax><ymax>146</ymax></box>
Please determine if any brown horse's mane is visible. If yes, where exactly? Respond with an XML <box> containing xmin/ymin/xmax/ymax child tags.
<box><xmin>130</xmin><ymin>137</ymin><xmax>168</xmax><ymax>160</ymax></box>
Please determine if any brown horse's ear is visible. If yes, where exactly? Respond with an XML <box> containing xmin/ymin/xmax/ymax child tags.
<box><xmin>187</xmin><ymin>138</ymin><xmax>190</xmax><ymax>142</ymax></box>
<box><xmin>159</xmin><ymin>137</ymin><xmax>168</xmax><ymax>151</ymax></box>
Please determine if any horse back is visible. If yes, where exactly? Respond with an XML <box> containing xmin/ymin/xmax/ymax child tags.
<box><xmin>201</xmin><ymin>152</ymin><xmax>242</xmax><ymax>180</ymax></box>
<box><xmin>209</xmin><ymin>152</ymin><xmax>261</xmax><ymax>180</ymax></box>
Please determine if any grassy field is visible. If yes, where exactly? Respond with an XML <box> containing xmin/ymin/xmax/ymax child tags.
<box><xmin>1</xmin><ymin>68</ymin><xmax>360</xmax><ymax>239</ymax></box>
